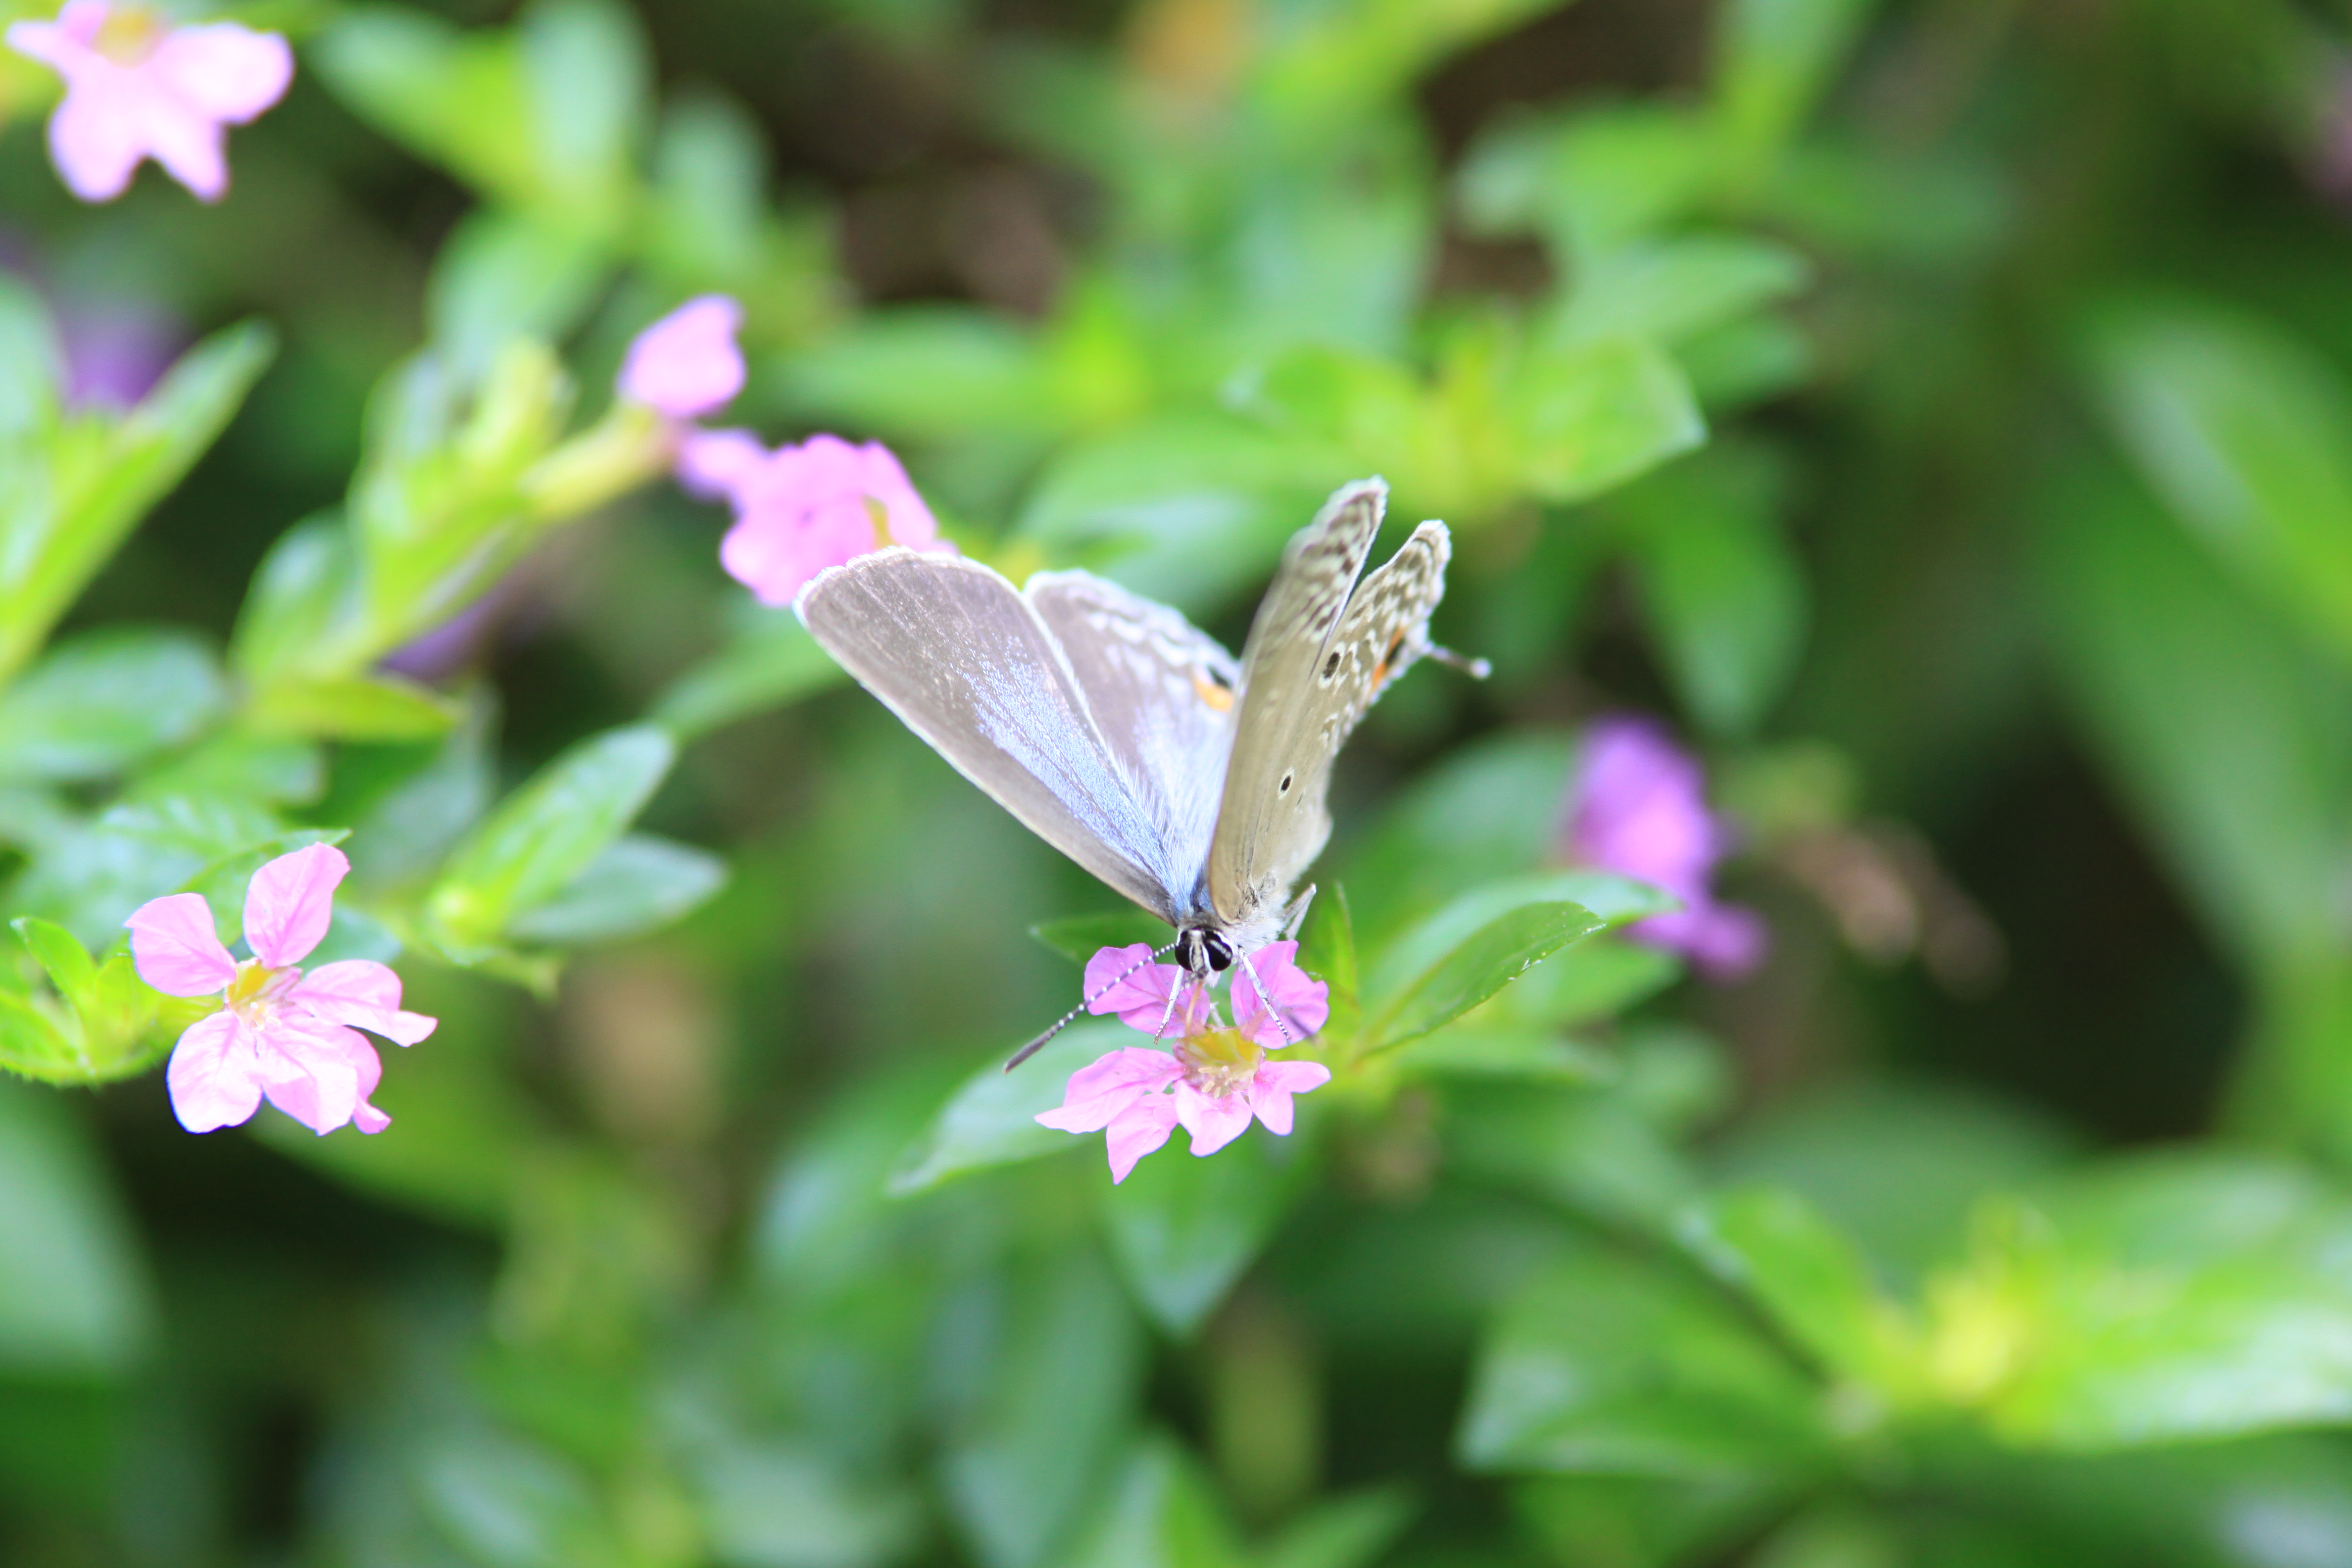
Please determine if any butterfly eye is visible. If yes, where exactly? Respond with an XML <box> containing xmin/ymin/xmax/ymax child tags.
<box><xmin>1203</xmin><ymin>932</ymin><xmax>1233</xmax><ymax>971</ymax></box>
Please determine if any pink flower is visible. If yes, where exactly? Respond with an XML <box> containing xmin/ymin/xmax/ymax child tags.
<box><xmin>618</xmin><ymin>295</ymin><xmax>745</xmax><ymax>421</ymax></box>
<box><xmin>1036</xmin><ymin>942</ymin><xmax>1332</xmax><ymax>1182</ymax></box>
<box><xmin>685</xmin><ymin>431</ymin><xmax>951</xmax><ymax>607</ymax></box>
<box><xmin>6</xmin><ymin>0</ymin><xmax>292</xmax><ymax>203</ymax></box>
<box><xmin>124</xmin><ymin>843</ymin><xmax>435</xmax><ymax>1136</ymax></box>
<box><xmin>1563</xmin><ymin>715</ymin><xmax>1766</xmax><ymax>980</ymax></box>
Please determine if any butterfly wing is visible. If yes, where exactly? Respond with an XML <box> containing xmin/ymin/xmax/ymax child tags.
<box><xmin>796</xmin><ymin>549</ymin><xmax>1187</xmax><ymax>924</ymax></box>
<box><xmin>1204</xmin><ymin>478</ymin><xmax>1410</xmax><ymax>930</ymax></box>
<box><xmin>1025</xmin><ymin>571</ymin><xmax>1241</xmax><ymax>904</ymax></box>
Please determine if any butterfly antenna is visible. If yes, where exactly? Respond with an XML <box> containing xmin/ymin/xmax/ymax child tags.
<box><xmin>1003</xmin><ymin>937</ymin><xmax>1180</xmax><ymax>1072</ymax></box>
<box><xmin>1429</xmin><ymin>644</ymin><xmax>1492</xmax><ymax>680</ymax></box>
<box><xmin>1233</xmin><ymin>950</ymin><xmax>1300</xmax><ymax>1048</ymax></box>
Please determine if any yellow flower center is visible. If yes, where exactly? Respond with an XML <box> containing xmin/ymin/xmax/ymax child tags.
<box><xmin>92</xmin><ymin>5</ymin><xmax>163</xmax><ymax>65</ymax></box>
<box><xmin>222</xmin><ymin>958</ymin><xmax>294</xmax><ymax>1026</ymax></box>
<box><xmin>1176</xmin><ymin>1026</ymin><xmax>1259</xmax><ymax>1099</ymax></box>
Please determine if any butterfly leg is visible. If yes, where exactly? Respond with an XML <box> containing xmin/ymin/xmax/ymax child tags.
<box><xmin>1279</xmin><ymin>884</ymin><xmax>1317</xmax><ymax>941</ymax></box>
<box><xmin>1233</xmin><ymin>948</ymin><xmax>1301</xmax><ymax>1048</ymax></box>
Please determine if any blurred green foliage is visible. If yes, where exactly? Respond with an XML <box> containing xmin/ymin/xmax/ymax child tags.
<box><xmin>7</xmin><ymin>0</ymin><xmax>2352</xmax><ymax>1564</ymax></box>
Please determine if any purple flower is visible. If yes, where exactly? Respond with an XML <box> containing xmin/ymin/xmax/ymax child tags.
<box><xmin>1563</xmin><ymin>715</ymin><xmax>1766</xmax><ymax>980</ymax></box>
<box><xmin>6</xmin><ymin>0</ymin><xmax>292</xmax><ymax>203</ymax></box>
<box><xmin>1035</xmin><ymin>942</ymin><xmax>1332</xmax><ymax>1182</ymax></box>
<box><xmin>686</xmin><ymin>431</ymin><xmax>953</xmax><ymax>607</ymax></box>
<box><xmin>618</xmin><ymin>295</ymin><xmax>745</xmax><ymax>421</ymax></box>
<box><xmin>125</xmin><ymin>843</ymin><xmax>435</xmax><ymax>1136</ymax></box>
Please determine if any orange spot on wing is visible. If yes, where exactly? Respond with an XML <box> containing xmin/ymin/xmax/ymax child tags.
<box><xmin>1371</xmin><ymin>630</ymin><xmax>1406</xmax><ymax>686</ymax></box>
<box><xmin>1193</xmin><ymin>670</ymin><xmax>1235</xmax><ymax>711</ymax></box>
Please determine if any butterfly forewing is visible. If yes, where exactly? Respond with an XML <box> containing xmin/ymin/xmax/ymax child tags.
<box><xmin>1204</xmin><ymin>480</ymin><xmax>1395</xmax><ymax>929</ymax></box>
<box><xmin>795</xmin><ymin>549</ymin><xmax>1189</xmax><ymax>924</ymax></box>
<box><xmin>1026</xmin><ymin>571</ymin><xmax>1241</xmax><ymax>886</ymax></box>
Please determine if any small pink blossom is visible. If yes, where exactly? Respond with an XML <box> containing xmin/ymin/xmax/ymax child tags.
<box><xmin>6</xmin><ymin>0</ymin><xmax>292</xmax><ymax>204</ymax></box>
<box><xmin>618</xmin><ymin>295</ymin><xmax>745</xmax><ymax>420</ymax></box>
<box><xmin>685</xmin><ymin>431</ymin><xmax>951</xmax><ymax>607</ymax></box>
<box><xmin>125</xmin><ymin>843</ymin><xmax>435</xmax><ymax>1137</ymax></box>
<box><xmin>1564</xmin><ymin>715</ymin><xmax>1765</xmax><ymax>980</ymax></box>
<box><xmin>1036</xmin><ymin>942</ymin><xmax>1332</xmax><ymax>1182</ymax></box>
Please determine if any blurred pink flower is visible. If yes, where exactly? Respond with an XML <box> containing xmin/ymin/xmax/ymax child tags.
<box><xmin>1563</xmin><ymin>714</ymin><xmax>1766</xmax><ymax>980</ymax></box>
<box><xmin>5</xmin><ymin>0</ymin><xmax>292</xmax><ymax>203</ymax></box>
<box><xmin>686</xmin><ymin>431</ymin><xmax>950</xmax><ymax>607</ymax></box>
<box><xmin>618</xmin><ymin>294</ymin><xmax>744</xmax><ymax>420</ymax></box>
<box><xmin>125</xmin><ymin>843</ymin><xmax>435</xmax><ymax>1137</ymax></box>
<box><xmin>1036</xmin><ymin>942</ymin><xmax>1331</xmax><ymax>1182</ymax></box>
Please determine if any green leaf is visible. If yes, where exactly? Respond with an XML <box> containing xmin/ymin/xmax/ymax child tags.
<box><xmin>1029</xmin><ymin>911</ymin><xmax>1169</xmax><ymax>965</ymax></box>
<box><xmin>1617</xmin><ymin>444</ymin><xmax>1807</xmax><ymax>737</ymax></box>
<box><xmin>429</xmin><ymin>210</ymin><xmax>615</xmax><ymax>382</ymax></box>
<box><xmin>1103</xmin><ymin>1115</ymin><xmax>1317</xmax><ymax>1335</ymax></box>
<box><xmin>1457</xmin><ymin>103</ymin><xmax>1721</xmax><ymax>257</ymax></box>
<box><xmin>650</xmin><ymin>609</ymin><xmax>847</xmax><ymax>740</ymax></box>
<box><xmin>0</xmin><ymin>628</ymin><xmax>225</xmax><ymax>783</ymax></box>
<box><xmin>1515</xmin><ymin>336</ymin><xmax>1706</xmax><ymax>505</ymax></box>
<box><xmin>427</xmin><ymin>724</ymin><xmax>675</xmax><ymax>951</ymax></box>
<box><xmin>11</xmin><ymin>918</ymin><xmax>97</xmax><ymax>1011</ymax></box>
<box><xmin>1675</xmin><ymin>1188</ymin><xmax>1892</xmax><ymax>1384</ymax></box>
<box><xmin>245</xmin><ymin>672</ymin><xmax>465</xmax><ymax>741</ymax></box>
<box><xmin>228</xmin><ymin>514</ymin><xmax>357</xmax><ymax>683</ymax></box>
<box><xmin>0</xmin><ymin>1080</ymin><xmax>154</xmax><ymax>1375</ymax></box>
<box><xmin>1458</xmin><ymin>1248</ymin><xmax>1829</xmax><ymax>1479</ymax></box>
<box><xmin>2035</xmin><ymin>455</ymin><xmax>2352</xmax><ymax>970</ymax></box>
<box><xmin>1484</xmin><ymin>934</ymin><xmax>1681</xmax><ymax>1029</ymax></box>
<box><xmin>0</xmin><ymin>274</ymin><xmax>59</xmax><ymax>438</ymax></box>
<box><xmin>0</xmin><ymin>989</ymin><xmax>80</xmax><ymax>1082</ymax></box>
<box><xmin>505</xmin><ymin>833</ymin><xmax>728</xmax><ymax>947</ymax></box>
<box><xmin>1258</xmin><ymin>1489</ymin><xmax>1416</xmax><ymax>1568</ymax></box>
<box><xmin>940</xmin><ymin>1251</ymin><xmax>1146</xmax><ymax>1568</ymax></box>
<box><xmin>1714</xmin><ymin>0</ymin><xmax>1879</xmax><ymax>163</ymax></box>
<box><xmin>2081</xmin><ymin>296</ymin><xmax>2352</xmax><ymax>668</ymax></box>
<box><xmin>1364</xmin><ymin>872</ymin><xmax>1668</xmax><ymax>1049</ymax></box>
<box><xmin>783</xmin><ymin>306</ymin><xmax>1056</xmax><ymax>440</ymax></box>
<box><xmin>1553</xmin><ymin>234</ymin><xmax>1810</xmax><ymax>349</ymax></box>
<box><xmin>886</xmin><ymin>1025</ymin><xmax>1120</xmax><ymax>1196</ymax></box>
<box><xmin>1711</xmin><ymin>1081</ymin><xmax>2077</xmax><ymax>1286</ymax></box>
<box><xmin>0</xmin><ymin>321</ymin><xmax>274</xmax><ymax>685</ymax></box>
<box><xmin>1049</xmin><ymin>1434</ymin><xmax>1246</xmax><ymax>1568</ymax></box>
<box><xmin>1442</xmin><ymin>1080</ymin><xmax>1700</xmax><ymax>1231</ymax></box>
<box><xmin>1297</xmin><ymin>883</ymin><xmax>1361</xmax><ymax>1045</ymax></box>
<box><xmin>1342</xmin><ymin>731</ymin><xmax>1574</xmax><ymax>948</ymax></box>
<box><xmin>1015</xmin><ymin>415</ymin><xmax>1344</xmax><ymax>615</ymax></box>
<box><xmin>1391</xmin><ymin>1025</ymin><xmax>1615</xmax><ymax>1083</ymax></box>
<box><xmin>694</xmin><ymin>1443</ymin><xmax>922</xmax><ymax>1568</ymax></box>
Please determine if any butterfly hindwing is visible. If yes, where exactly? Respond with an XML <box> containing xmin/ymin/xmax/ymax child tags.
<box><xmin>796</xmin><ymin>549</ymin><xmax>1188</xmax><ymax>923</ymax></box>
<box><xmin>1205</xmin><ymin>480</ymin><xmax>1416</xmax><ymax>931</ymax></box>
<box><xmin>1026</xmin><ymin>571</ymin><xmax>1241</xmax><ymax>888</ymax></box>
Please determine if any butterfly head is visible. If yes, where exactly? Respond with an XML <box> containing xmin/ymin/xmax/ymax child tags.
<box><xmin>1176</xmin><ymin>926</ymin><xmax>1233</xmax><ymax>980</ymax></box>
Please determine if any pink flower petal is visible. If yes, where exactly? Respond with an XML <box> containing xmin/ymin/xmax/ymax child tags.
<box><xmin>619</xmin><ymin>295</ymin><xmax>745</xmax><ymax>419</ymax></box>
<box><xmin>1231</xmin><ymin>941</ymin><xmax>1330</xmax><ymax>1047</ymax></box>
<box><xmin>147</xmin><ymin>22</ymin><xmax>292</xmax><ymax>122</ymax></box>
<box><xmin>287</xmin><ymin>959</ymin><xmax>437</xmax><ymax>1046</ymax></box>
<box><xmin>241</xmin><ymin>842</ymin><xmax>347</xmax><ymax>969</ymax></box>
<box><xmin>252</xmin><ymin>1018</ymin><xmax>372</xmax><ymax>1136</ymax></box>
<box><xmin>166</xmin><ymin>1009</ymin><xmax>262</xmax><ymax>1132</ymax></box>
<box><xmin>137</xmin><ymin>93</ymin><xmax>227</xmax><ymax>201</ymax></box>
<box><xmin>720</xmin><ymin>497</ymin><xmax>877</xmax><ymax>607</ymax></box>
<box><xmin>1175</xmin><ymin>1080</ymin><xmax>1254</xmax><ymax>1157</ymax></box>
<box><xmin>125</xmin><ymin>891</ymin><xmax>237</xmax><ymax>996</ymax></box>
<box><xmin>43</xmin><ymin>66</ymin><xmax>146</xmax><ymax>201</ymax></box>
<box><xmin>1035</xmin><ymin>1045</ymin><xmax>1181</xmax><ymax>1133</ymax></box>
<box><xmin>1105</xmin><ymin>1092</ymin><xmax>1179</xmax><ymax>1182</ymax></box>
<box><xmin>1248</xmin><ymin>1060</ymin><xmax>1331</xmax><ymax>1136</ymax></box>
<box><xmin>1082</xmin><ymin>943</ymin><xmax>1210</xmax><ymax>1036</ymax></box>
<box><xmin>676</xmin><ymin>427</ymin><xmax>768</xmax><ymax>502</ymax></box>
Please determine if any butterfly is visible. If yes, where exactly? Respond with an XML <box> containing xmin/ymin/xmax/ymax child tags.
<box><xmin>794</xmin><ymin>477</ymin><xmax>1480</xmax><ymax>1065</ymax></box>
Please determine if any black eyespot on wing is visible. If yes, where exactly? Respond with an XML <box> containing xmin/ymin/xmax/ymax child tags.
<box><xmin>1279</xmin><ymin>772</ymin><xmax>1293</xmax><ymax>794</ymax></box>
<box><xmin>1321</xmin><ymin>651</ymin><xmax>1340</xmax><ymax>680</ymax></box>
